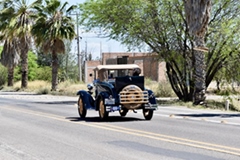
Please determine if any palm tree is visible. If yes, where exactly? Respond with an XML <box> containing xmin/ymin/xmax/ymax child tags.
<box><xmin>0</xmin><ymin>0</ymin><xmax>41</xmax><ymax>88</ymax></box>
<box><xmin>184</xmin><ymin>0</ymin><xmax>212</xmax><ymax>105</ymax></box>
<box><xmin>0</xmin><ymin>39</ymin><xmax>20</xmax><ymax>86</ymax></box>
<box><xmin>32</xmin><ymin>0</ymin><xmax>76</xmax><ymax>91</ymax></box>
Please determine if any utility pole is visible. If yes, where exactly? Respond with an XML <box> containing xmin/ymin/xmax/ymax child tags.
<box><xmin>70</xmin><ymin>12</ymin><xmax>82</xmax><ymax>82</ymax></box>
<box><xmin>85</xmin><ymin>41</ymin><xmax>87</xmax><ymax>61</ymax></box>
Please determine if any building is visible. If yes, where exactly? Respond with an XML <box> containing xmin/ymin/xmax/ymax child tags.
<box><xmin>84</xmin><ymin>52</ymin><xmax>166</xmax><ymax>83</ymax></box>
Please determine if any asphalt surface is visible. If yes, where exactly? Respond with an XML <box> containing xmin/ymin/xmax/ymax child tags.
<box><xmin>1</xmin><ymin>91</ymin><xmax>239</xmax><ymax>126</ymax></box>
<box><xmin>1</xmin><ymin>91</ymin><xmax>240</xmax><ymax>160</ymax></box>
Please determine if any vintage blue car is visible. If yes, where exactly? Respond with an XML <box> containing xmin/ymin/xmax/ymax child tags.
<box><xmin>76</xmin><ymin>64</ymin><xmax>158</xmax><ymax>120</ymax></box>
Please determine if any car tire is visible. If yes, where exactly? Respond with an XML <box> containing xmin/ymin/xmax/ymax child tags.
<box><xmin>99</xmin><ymin>98</ymin><xmax>109</xmax><ymax>119</ymax></box>
<box><xmin>78</xmin><ymin>96</ymin><xmax>87</xmax><ymax>118</ymax></box>
<box><xmin>119</xmin><ymin>109</ymin><xmax>128</xmax><ymax>117</ymax></box>
<box><xmin>143</xmin><ymin>109</ymin><xmax>153</xmax><ymax>120</ymax></box>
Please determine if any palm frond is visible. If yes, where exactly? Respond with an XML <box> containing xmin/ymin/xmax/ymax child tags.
<box><xmin>31</xmin><ymin>0</ymin><xmax>76</xmax><ymax>54</ymax></box>
<box><xmin>1</xmin><ymin>39</ymin><xmax>20</xmax><ymax>67</ymax></box>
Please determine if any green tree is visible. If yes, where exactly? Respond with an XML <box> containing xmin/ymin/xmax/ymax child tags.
<box><xmin>184</xmin><ymin>0</ymin><xmax>211</xmax><ymax>104</ymax></box>
<box><xmin>0</xmin><ymin>39</ymin><xmax>20</xmax><ymax>86</ymax></box>
<box><xmin>32</xmin><ymin>0</ymin><xmax>76</xmax><ymax>91</ymax></box>
<box><xmin>205</xmin><ymin>0</ymin><xmax>240</xmax><ymax>91</ymax></box>
<box><xmin>79</xmin><ymin>0</ymin><xmax>240</xmax><ymax>103</ymax></box>
<box><xmin>0</xmin><ymin>0</ymin><xmax>41</xmax><ymax>88</ymax></box>
<box><xmin>35</xmin><ymin>41</ymin><xmax>78</xmax><ymax>82</ymax></box>
<box><xmin>58</xmin><ymin>40</ymin><xmax>78</xmax><ymax>82</ymax></box>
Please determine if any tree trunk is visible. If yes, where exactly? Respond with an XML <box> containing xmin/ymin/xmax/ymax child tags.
<box><xmin>21</xmin><ymin>50</ymin><xmax>28</xmax><ymax>88</ymax></box>
<box><xmin>7</xmin><ymin>66</ymin><xmax>14</xmax><ymax>86</ymax></box>
<box><xmin>184</xmin><ymin>0</ymin><xmax>211</xmax><ymax>105</ymax></box>
<box><xmin>193</xmin><ymin>36</ymin><xmax>206</xmax><ymax>104</ymax></box>
<box><xmin>51</xmin><ymin>51</ymin><xmax>58</xmax><ymax>91</ymax></box>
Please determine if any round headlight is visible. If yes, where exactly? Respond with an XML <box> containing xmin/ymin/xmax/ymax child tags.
<box><xmin>87</xmin><ymin>84</ymin><xmax>94</xmax><ymax>90</ymax></box>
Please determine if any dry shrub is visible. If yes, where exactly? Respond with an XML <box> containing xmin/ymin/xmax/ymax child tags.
<box><xmin>145</xmin><ymin>78</ymin><xmax>175</xmax><ymax>97</ymax></box>
<box><xmin>226</xmin><ymin>97</ymin><xmax>240</xmax><ymax>112</ymax></box>
<box><xmin>155</xmin><ymin>81</ymin><xmax>175</xmax><ymax>97</ymax></box>
<box><xmin>13</xmin><ymin>80</ymin><xmax>51</xmax><ymax>92</ymax></box>
<box><xmin>57</xmin><ymin>80</ymin><xmax>87</xmax><ymax>96</ymax></box>
<box><xmin>11</xmin><ymin>80</ymin><xmax>86</xmax><ymax>96</ymax></box>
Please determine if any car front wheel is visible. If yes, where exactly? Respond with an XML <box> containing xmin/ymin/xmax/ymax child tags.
<box><xmin>78</xmin><ymin>96</ymin><xmax>87</xmax><ymax>118</ymax></box>
<box><xmin>143</xmin><ymin>109</ymin><xmax>153</xmax><ymax>120</ymax></box>
<box><xmin>99</xmin><ymin>98</ymin><xmax>109</xmax><ymax>120</ymax></box>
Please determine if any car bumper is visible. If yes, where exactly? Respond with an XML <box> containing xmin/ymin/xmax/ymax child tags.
<box><xmin>144</xmin><ymin>103</ymin><xmax>158</xmax><ymax>110</ymax></box>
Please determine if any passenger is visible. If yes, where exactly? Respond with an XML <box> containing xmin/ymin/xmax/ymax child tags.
<box><xmin>109</xmin><ymin>73</ymin><xmax>114</xmax><ymax>79</ymax></box>
<box><xmin>132</xmin><ymin>68</ymin><xmax>141</xmax><ymax>76</ymax></box>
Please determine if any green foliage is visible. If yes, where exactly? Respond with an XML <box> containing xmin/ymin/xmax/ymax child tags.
<box><xmin>31</xmin><ymin>0</ymin><xmax>77</xmax><ymax>91</ymax></box>
<box><xmin>31</xmin><ymin>0</ymin><xmax>76</xmax><ymax>52</ymax></box>
<box><xmin>28</xmin><ymin>51</ymin><xmax>38</xmax><ymax>81</ymax></box>
<box><xmin>14</xmin><ymin>51</ymin><xmax>39</xmax><ymax>81</ymax></box>
<box><xmin>205</xmin><ymin>0</ymin><xmax>240</xmax><ymax>87</ymax></box>
<box><xmin>79</xmin><ymin>0</ymin><xmax>240</xmax><ymax>103</ymax></box>
<box><xmin>0</xmin><ymin>46</ymin><xmax>7</xmax><ymax>86</ymax></box>
<box><xmin>35</xmin><ymin>66</ymin><xmax>52</xmax><ymax>81</ymax></box>
<box><xmin>35</xmin><ymin>40</ymin><xmax>79</xmax><ymax>82</ymax></box>
<box><xmin>0</xmin><ymin>64</ymin><xmax>7</xmax><ymax>86</ymax></box>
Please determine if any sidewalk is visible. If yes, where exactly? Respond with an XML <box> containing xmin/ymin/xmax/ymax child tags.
<box><xmin>157</xmin><ymin>106</ymin><xmax>240</xmax><ymax>126</ymax></box>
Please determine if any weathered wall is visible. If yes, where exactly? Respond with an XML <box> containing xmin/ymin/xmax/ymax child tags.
<box><xmin>85</xmin><ymin>60</ymin><xmax>101</xmax><ymax>83</ymax></box>
<box><xmin>84</xmin><ymin>52</ymin><xmax>167</xmax><ymax>83</ymax></box>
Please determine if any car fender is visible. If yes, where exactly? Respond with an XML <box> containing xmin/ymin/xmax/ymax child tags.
<box><xmin>146</xmin><ymin>89</ymin><xmax>157</xmax><ymax>105</ymax></box>
<box><xmin>77</xmin><ymin>90</ymin><xmax>95</xmax><ymax>109</ymax></box>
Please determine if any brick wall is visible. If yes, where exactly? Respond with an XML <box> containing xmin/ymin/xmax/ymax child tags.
<box><xmin>84</xmin><ymin>60</ymin><xmax>101</xmax><ymax>83</ymax></box>
<box><xmin>84</xmin><ymin>52</ymin><xmax>167</xmax><ymax>83</ymax></box>
<box><xmin>102</xmin><ymin>52</ymin><xmax>149</xmax><ymax>65</ymax></box>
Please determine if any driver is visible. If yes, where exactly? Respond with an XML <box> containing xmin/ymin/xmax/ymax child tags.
<box><xmin>132</xmin><ymin>68</ymin><xmax>141</xmax><ymax>76</ymax></box>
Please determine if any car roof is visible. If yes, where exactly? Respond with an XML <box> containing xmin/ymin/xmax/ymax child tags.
<box><xmin>94</xmin><ymin>64</ymin><xmax>140</xmax><ymax>71</ymax></box>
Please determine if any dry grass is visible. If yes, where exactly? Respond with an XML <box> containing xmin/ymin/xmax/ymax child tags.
<box><xmin>55</xmin><ymin>81</ymin><xmax>86</xmax><ymax>96</ymax></box>
<box><xmin>2</xmin><ymin>78</ymin><xmax>175</xmax><ymax>97</ymax></box>
<box><xmin>3</xmin><ymin>80</ymin><xmax>86</xmax><ymax>96</ymax></box>
<box><xmin>13</xmin><ymin>80</ymin><xmax>51</xmax><ymax>93</ymax></box>
<box><xmin>145</xmin><ymin>79</ymin><xmax>175</xmax><ymax>97</ymax></box>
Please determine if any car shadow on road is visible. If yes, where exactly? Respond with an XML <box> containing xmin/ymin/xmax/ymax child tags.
<box><xmin>65</xmin><ymin>116</ymin><xmax>144</xmax><ymax>123</ymax></box>
<box><xmin>175</xmin><ymin>113</ymin><xmax>240</xmax><ymax>118</ymax></box>
<box><xmin>34</xmin><ymin>101</ymin><xmax>76</xmax><ymax>105</ymax></box>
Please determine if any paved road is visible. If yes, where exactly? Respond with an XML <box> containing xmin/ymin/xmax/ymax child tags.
<box><xmin>1</xmin><ymin>91</ymin><xmax>240</xmax><ymax>160</ymax></box>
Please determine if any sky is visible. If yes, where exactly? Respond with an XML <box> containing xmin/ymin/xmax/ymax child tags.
<box><xmin>29</xmin><ymin>0</ymin><xmax>130</xmax><ymax>59</ymax></box>
<box><xmin>68</xmin><ymin>0</ymin><xmax>128</xmax><ymax>59</ymax></box>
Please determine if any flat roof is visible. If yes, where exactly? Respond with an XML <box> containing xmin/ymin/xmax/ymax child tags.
<box><xmin>94</xmin><ymin>64</ymin><xmax>140</xmax><ymax>71</ymax></box>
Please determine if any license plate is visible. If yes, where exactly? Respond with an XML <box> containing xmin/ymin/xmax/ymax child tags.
<box><xmin>105</xmin><ymin>98</ymin><xmax>115</xmax><ymax>105</ymax></box>
<box><xmin>112</xmin><ymin>106</ymin><xmax>119</xmax><ymax>111</ymax></box>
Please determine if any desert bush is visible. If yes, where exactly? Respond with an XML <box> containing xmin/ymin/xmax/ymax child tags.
<box><xmin>145</xmin><ymin>78</ymin><xmax>175</xmax><ymax>97</ymax></box>
<box><xmin>35</xmin><ymin>66</ymin><xmax>52</xmax><ymax>81</ymax></box>
<box><xmin>154</xmin><ymin>81</ymin><xmax>175</xmax><ymax>97</ymax></box>
<box><xmin>13</xmin><ymin>80</ymin><xmax>51</xmax><ymax>92</ymax></box>
<box><xmin>57</xmin><ymin>80</ymin><xmax>87</xmax><ymax>96</ymax></box>
<box><xmin>37</xmin><ymin>87</ymin><xmax>50</xmax><ymax>94</ymax></box>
